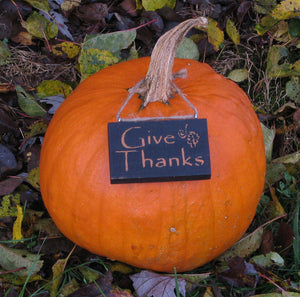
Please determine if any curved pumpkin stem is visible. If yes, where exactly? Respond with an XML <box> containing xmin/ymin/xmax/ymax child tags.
<box><xmin>129</xmin><ymin>17</ymin><xmax>208</xmax><ymax>108</ymax></box>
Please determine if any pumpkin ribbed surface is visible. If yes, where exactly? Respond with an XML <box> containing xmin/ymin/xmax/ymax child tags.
<box><xmin>39</xmin><ymin>57</ymin><xmax>266</xmax><ymax>272</ymax></box>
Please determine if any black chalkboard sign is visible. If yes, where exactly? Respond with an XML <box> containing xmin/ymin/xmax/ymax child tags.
<box><xmin>108</xmin><ymin>119</ymin><xmax>211</xmax><ymax>183</ymax></box>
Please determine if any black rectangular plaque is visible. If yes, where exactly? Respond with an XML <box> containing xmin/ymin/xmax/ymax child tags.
<box><xmin>108</xmin><ymin>119</ymin><xmax>211</xmax><ymax>184</ymax></box>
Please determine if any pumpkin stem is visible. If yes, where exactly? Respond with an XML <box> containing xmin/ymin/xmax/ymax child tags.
<box><xmin>129</xmin><ymin>17</ymin><xmax>208</xmax><ymax>108</ymax></box>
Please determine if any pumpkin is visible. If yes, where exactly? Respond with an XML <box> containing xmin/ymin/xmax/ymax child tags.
<box><xmin>39</xmin><ymin>18</ymin><xmax>266</xmax><ymax>273</ymax></box>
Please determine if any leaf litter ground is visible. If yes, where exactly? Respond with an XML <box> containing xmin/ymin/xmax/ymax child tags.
<box><xmin>0</xmin><ymin>0</ymin><xmax>299</xmax><ymax>296</ymax></box>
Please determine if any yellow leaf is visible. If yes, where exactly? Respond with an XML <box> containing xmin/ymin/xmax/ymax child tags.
<box><xmin>13</xmin><ymin>205</ymin><xmax>23</xmax><ymax>241</ymax></box>
<box><xmin>0</xmin><ymin>194</ymin><xmax>20</xmax><ymax>218</ymax></box>
<box><xmin>51</xmin><ymin>42</ymin><xmax>80</xmax><ymax>59</ymax></box>
<box><xmin>226</xmin><ymin>19</ymin><xmax>240</xmax><ymax>45</ymax></box>
<box><xmin>37</xmin><ymin>80</ymin><xmax>73</xmax><ymax>98</ymax></box>
<box><xmin>61</xmin><ymin>0</ymin><xmax>81</xmax><ymax>11</ymax></box>
<box><xmin>51</xmin><ymin>259</ymin><xmax>68</xmax><ymax>297</ymax></box>
<box><xmin>271</xmin><ymin>0</ymin><xmax>300</xmax><ymax>20</ymax></box>
<box><xmin>141</xmin><ymin>0</ymin><xmax>175</xmax><ymax>11</ymax></box>
<box><xmin>267</xmin><ymin>187</ymin><xmax>286</xmax><ymax>217</ymax></box>
<box><xmin>26</xmin><ymin>167</ymin><xmax>40</xmax><ymax>189</ymax></box>
<box><xmin>207</xmin><ymin>18</ymin><xmax>224</xmax><ymax>50</ymax></box>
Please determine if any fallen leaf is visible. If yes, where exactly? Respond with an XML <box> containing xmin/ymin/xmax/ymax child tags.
<box><xmin>226</xmin><ymin>19</ymin><xmax>240</xmax><ymax>45</ymax></box>
<box><xmin>61</xmin><ymin>0</ymin><xmax>81</xmax><ymax>12</ymax></box>
<box><xmin>0</xmin><ymin>39</ymin><xmax>11</xmax><ymax>65</ymax></box>
<box><xmin>266</xmin><ymin>45</ymin><xmax>300</xmax><ymax>78</ymax></box>
<box><xmin>47</xmin><ymin>10</ymin><xmax>75</xmax><ymax>41</ymax></box>
<box><xmin>0</xmin><ymin>244</ymin><xmax>43</xmax><ymax>277</ymax></box>
<box><xmin>251</xmin><ymin>252</ymin><xmax>284</xmax><ymax>268</ymax></box>
<box><xmin>271</xmin><ymin>0</ymin><xmax>300</xmax><ymax>20</ymax></box>
<box><xmin>26</xmin><ymin>167</ymin><xmax>40</xmax><ymax>189</ymax></box>
<box><xmin>217</xmin><ymin>228</ymin><xmax>263</xmax><ymax>262</ymax></box>
<box><xmin>75</xmin><ymin>3</ymin><xmax>108</xmax><ymax>24</ymax></box>
<box><xmin>24</xmin><ymin>121</ymin><xmax>48</xmax><ymax>138</ymax></box>
<box><xmin>227</xmin><ymin>69</ymin><xmax>248</xmax><ymax>82</ymax></box>
<box><xmin>0</xmin><ymin>174</ymin><xmax>28</xmax><ymax>196</ymax></box>
<box><xmin>23</xmin><ymin>11</ymin><xmax>58</xmax><ymax>39</ymax></box>
<box><xmin>260</xmin><ymin>230</ymin><xmax>274</xmax><ymax>254</ymax></box>
<box><xmin>0</xmin><ymin>193</ymin><xmax>20</xmax><ymax>218</ymax></box>
<box><xmin>130</xmin><ymin>270</ymin><xmax>186</xmax><ymax>297</ymax></box>
<box><xmin>37</xmin><ymin>80</ymin><xmax>73</xmax><ymax>98</ymax></box>
<box><xmin>51</xmin><ymin>258</ymin><xmax>68</xmax><ymax>297</ymax></box>
<box><xmin>255</xmin><ymin>15</ymin><xmax>278</xmax><ymax>36</ymax></box>
<box><xmin>11</xmin><ymin>31</ymin><xmax>35</xmax><ymax>45</ymax></box>
<box><xmin>261</xmin><ymin>123</ymin><xmax>276</xmax><ymax>163</ymax></box>
<box><xmin>24</xmin><ymin>0</ymin><xmax>50</xmax><ymax>12</ymax></box>
<box><xmin>254</xmin><ymin>0</ymin><xmax>277</xmax><ymax>14</ymax></box>
<box><xmin>207</xmin><ymin>18</ymin><xmax>224</xmax><ymax>50</ymax></box>
<box><xmin>252</xmin><ymin>293</ymin><xmax>300</xmax><ymax>297</ymax></box>
<box><xmin>219</xmin><ymin>257</ymin><xmax>259</xmax><ymax>288</ymax></box>
<box><xmin>39</xmin><ymin>95</ymin><xmax>65</xmax><ymax>114</ymax></box>
<box><xmin>79</xmin><ymin>30</ymin><xmax>137</xmax><ymax>80</ymax></box>
<box><xmin>286</xmin><ymin>76</ymin><xmax>300</xmax><ymax>102</ymax></box>
<box><xmin>12</xmin><ymin>205</ymin><xmax>23</xmax><ymax>241</ymax></box>
<box><xmin>288</xmin><ymin>18</ymin><xmax>300</xmax><ymax>37</ymax></box>
<box><xmin>16</xmin><ymin>85</ymin><xmax>46</xmax><ymax>117</ymax></box>
<box><xmin>275</xmin><ymin>221</ymin><xmax>295</xmax><ymax>255</ymax></box>
<box><xmin>51</xmin><ymin>42</ymin><xmax>80</xmax><ymax>59</ymax></box>
<box><xmin>0</xmin><ymin>144</ymin><xmax>18</xmax><ymax>173</ymax></box>
<box><xmin>141</xmin><ymin>0</ymin><xmax>176</xmax><ymax>11</ymax></box>
<box><xmin>237</xmin><ymin>1</ymin><xmax>252</xmax><ymax>24</ymax></box>
<box><xmin>175</xmin><ymin>37</ymin><xmax>199</xmax><ymax>60</ymax></box>
<box><xmin>267</xmin><ymin>187</ymin><xmax>286</xmax><ymax>218</ymax></box>
<box><xmin>265</xmin><ymin>162</ymin><xmax>287</xmax><ymax>187</ymax></box>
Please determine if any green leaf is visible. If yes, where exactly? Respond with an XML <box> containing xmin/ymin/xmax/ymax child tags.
<box><xmin>286</xmin><ymin>76</ymin><xmax>300</xmax><ymax>102</ymax></box>
<box><xmin>207</xmin><ymin>18</ymin><xmax>224</xmax><ymax>50</ymax></box>
<box><xmin>24</xmin><ymin>11</ymin><xmax>58</xmax><ymax>39</ymax></box>
<box><xmin>0</xmin><ymin>39</ymin><xmax>11</xmax><ymax>66</ymax></box>
<box><xmin>26</xmin><ymin>167</ymin><xmax>40</xmax><ymax>189</ymax></box>
<box><xmin>0</xmin><ymin>244</ymin><xmax>43</xmax><ymax>277</ymax></box>
<box><xmin>37</xmin><ymin>80</ymin><xmax>73</xmax><ymax>98</ymax></box>
<box><xmin>16</xmin><ymin>85</ymin><xmax>46</xmax><ymax>117</ymax></box>
<box><xmin>226</xmin><ymin>19</ymin><xmax>240</xmax><ymax>45</ymax></box>
<box><xmin>175</xmin><ymin>37</ymin><xmax>199</xmax><ymax>60</ymax></box>
<box><xmin>83</xmin><ymin>30</ymin><xmax>136</xmax><ymax>54</ymax></box>
<box><xmin>24</xmin><ymin>121</ymin><xmax>48</xmax><ymax>138</ymax></box>
<box><xmin>254</xmin><ymin>0</ymin><xmax>277</xmax><ymax>14</ymax></box>
<box><xmin>227</xmin><ymin>69</ymin><xmax>248</xmax><ymax>82</ymax></box>
<box><xmin>141</xmin><ymin>0</ymin><xmax>176</xmax><ymax>11</ymax></box>
<box><xmin>289</xmin><ymin>18</ymin><xmax>300</xmax><ymax>37</ymax></box>
<box><xmin>271</xmin><ymin>0</ymin><xmax>300</xmax><ymax>20</ymax></box>
<box><xmin>266</xmin><ymin>45</ymin><xmax>300</xmax><ymax>78</ymax></box>
<box><xmin>251</xmin><ymin>252</ymin><xmax>284</xmax><ymax>268</ymax></box>
<box><xmin>255</xmin><ymin>15</ymin><xmax>278</xmax><ymax>35</ymax></box>
<box><xmin>79</xmin><ymin>49</ymin><xmax>119</xmax><ymax>81</ymax></box>
<box><xmin>24</xmin><ymin>0</ymin><xmax>50</xmax><ymax>12</ymax></box>
<box><xmin>79</xmin><ymin>30</ymin><xmax>137</xmax><ymax>80</ymax></box>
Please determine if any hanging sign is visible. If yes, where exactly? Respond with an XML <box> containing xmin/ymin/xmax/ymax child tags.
<box><xmin>108</xmin><ymin>119</ymin><xmax>211</xmax><ymax>183</ymax></box>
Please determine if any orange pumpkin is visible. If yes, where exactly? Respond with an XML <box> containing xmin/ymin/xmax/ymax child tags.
<box><xmin>39</xmin><ymin>56</ymin><xmax>266</xmax><ymax>272</ymax></box>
